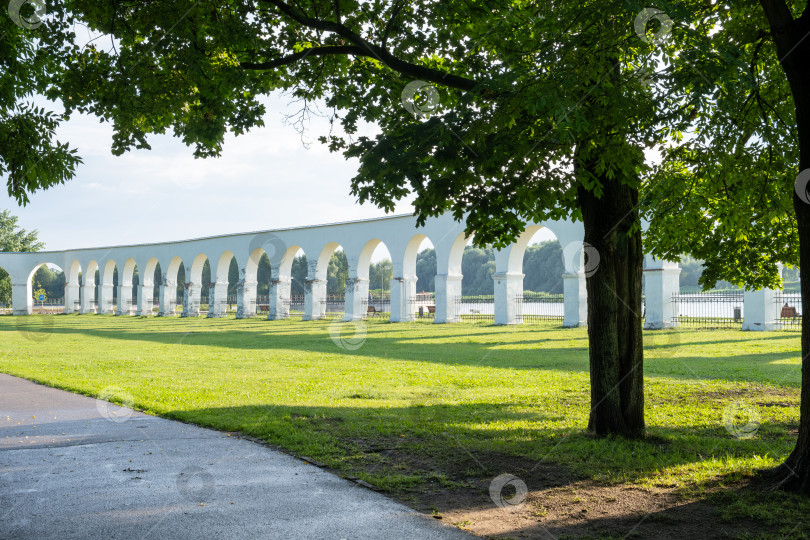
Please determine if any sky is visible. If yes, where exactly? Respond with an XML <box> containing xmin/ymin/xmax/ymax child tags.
<box><xmin>2</xmin><ymin>96</ymin><xmax>554</xmax><ymax>262</ymax></box>
<box><xmin>1</xmin><ymin>95</ymin><xmax>422</xmax><ymax>252</ymax></box>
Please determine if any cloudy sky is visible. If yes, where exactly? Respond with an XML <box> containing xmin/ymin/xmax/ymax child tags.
<box><xmin>1</xmin><ymin>94</ymin><xmax>425</xmax><ymax>253</ymax></box>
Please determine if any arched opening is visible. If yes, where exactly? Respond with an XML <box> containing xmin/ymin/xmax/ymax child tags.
<box><xmin>28</xmin><ymin>263</ymin><xmax>66</xmax><ymax>314</ymax></box>
<box><xmin>186</xmin><ymin>254</ymin><xmax>210</xmax><ymax>317</ymax></box>
<box><xmin>176</xmin><ymin>263</ymin><xmax>187</xmax><ymax>309</ymax></box>
<box><xmin>243</xmin><ymin>248</ymin><xmax>272</xmax><ymax>317</ymax></box>
<box><xmin>518</xmin><ymin>226</ymin><xmax>564</xmax><ymax>322</ymax></box>
<box><xmin>322</xmin><ymin>243</ymin><xmax>347</xmax><ymax>318</ymax></box>
<box><xmin>457</xmin><ymin>235</ymin><xmax>495</xmax><ymax>321</ymax></box>
<box><xmin>402</xmin><ymin>235</ymin><xmax>435</xmax><ymax>320</ymax></box>
<box><xmin>280</xmin><ymin>246</ymin><xmax>306</xmax><ymax>317</ymax></box>
<box><xmin>119</xmin><ymin>259</ymin><xmax>138</xmax><ymax>315</ymax></box>
<box><xmin>367</xmin><ymin>241</ymin><xmax>392</xmax><ymax>316</ymax></box>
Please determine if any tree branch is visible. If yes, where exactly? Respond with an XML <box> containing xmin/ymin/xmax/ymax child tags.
<box><xmin>258</xmin><ymin>0</ymin><xmax>479</xmax><ymax>92</ymax></box>
<box><xmin>240</xmin><ymin>45</ymin><xmax>372</xmax><ymax>69</ymax></box>
<box><xmin>758</xmin><ymin>0</ymin><xmax>794</xmax><ymax>31</ymax></box>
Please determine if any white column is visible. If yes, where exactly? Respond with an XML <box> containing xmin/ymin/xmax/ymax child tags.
<box><xmin>136</xmin><ymin>284</ymin><xmax>153</xmax><ymax>316</ymax></box>
<box><xmin>389</xmin><ymin>276</ymin><xmax>417</xmax><ymax>322</ymax></box>
<box><xmin>64</xmin><ymin>282</ymin><xmax>80</xmax><ymax>314</ymax></box>
<box><xmin>116</xmin><ymin>284</ymin><xmax>133</xmax><ymax>315</ymax></box>
<box><xmin>80</xmin><ymin>281</ymin><xmax>96</xmax><ymax>314</ymax></box>
<box><xmin>236</xmin><ymin>279</ymin><xmax>258</xmax><ymax>319</ymax></box>
<box><xmin>11</xmin><ymin>282</ymin><xmax>32</xmax><ymax>315</ymax></box>
<box><xmin>268</xmin><ymin>277</ymin><xmax>291</xmax><ymax>320</ymax></box>
<box><xmin>563</xmin><ymin>272</ymin><xmax>587</xmax><ymax>327</ymax></box>
<box><xmin>434</xmin><ymin>274</ymin><xmax>462</xmax><ymax>323</ymax></box>
<box><xmin>643</xmin><ymin>259</ymin><xmax>681</xmax><ymax>329</ymax></box>
<box><xmin>182</xmin><ymin>282</ymin><xmax>202</xmax><ymax>317</ymax></box>
<box><xmin>158</xmin><ymin>279</ymin><xmax>177</xmax><ymax>316</ymax></box>
<box><xmin>98</xmin><ymin>283</ymin><xmax>115</xmax><ymax>314</ymax></box>
<box><xmin>207</xmin><ymin>281</ymin><xmax>228</xmax><ymax>318</ymax></box>
<box><xmin>742</xmin><ymin>288</ymin><xmax>782</xmax><ymax>331</ymax></box>
<box><xmin>493</xmin><ymin>272</ymin><xmax>524</xmax><ymax>325</ymax></box>
<box><xmin>303</xmin><ymin>279</ymin><xmax>327</xmax><ymax>320</ymax></box>
<box><xmin>343</xmin><ymin>277</ymin><xmax>370</xmax><ymax>321</ymax></box>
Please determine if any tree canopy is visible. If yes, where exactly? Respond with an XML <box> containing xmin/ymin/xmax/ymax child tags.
<box><xmin>1</xmin><ymin>3</ymin><xmax>81</xmax><ymax>204</ymax></box>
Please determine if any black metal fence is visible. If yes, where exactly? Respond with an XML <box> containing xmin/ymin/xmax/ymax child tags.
<box><xmin>671</xmin><ymin>291</ymin><xmax>744</xmax><ymax>329</ymax></box>
<box><xmin>520</xmin><ymin>294</ymin><xmax>565</xmax><ymax>321</ymax></box>
<box><xmin>775</xmin><ymin>292</ymin><xmax>802</xmax><ymax>330</ymax></box>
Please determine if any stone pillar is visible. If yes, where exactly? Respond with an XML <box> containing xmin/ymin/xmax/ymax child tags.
<box><xmin>207</xmin><ymin>281</ymin><xmax>228</xmax><ymax>318</ymax></box>
<box><xmin>493</xmin><ymin>272</ymin><xmax>524</xmax><ymax>325</ymax></box>
<box><xmin>303</xmin><ymin>279</ymin><xmax>327</xmax><ymax>320</ymax></box>
<box><xmin>389</xmin><ymin>276</ymin><xmax>417</xmax><ymax>322</ymax></box>
<box><xmin>182</xmin><ymin>282</ymin><xmax>201</xmax><ymax>317</ymax></box>
<box><xmin>80</xmin><ymin>281</ymin><xmax>96</xmax><ymax>314</ymax></box>
<box><xmin>563</xmin><ymin>272</ymin><xmax>587</xmax><ymax>327</ymax></box>
<box><xmin>158</xmin><ymin>279</ymin><xmax>177</xmax><ymax>316</ymax></box>
<box><xmin>343</xmin><ymin>277</ymin><xmax>370</xmax><ymax>321</ymax></box>
<box><xmin>268</xmin><ymin>277</ymin><xmax>291</xmax><ymax>320</ymax></box>
<box><xmin>98</xmin><ymin>283</ymin><xmax>115</xmax><ymax>314</ymax></box>
<box><xmin>434</xmin><ymin>274</ymin><xmax>462</xmax><ymax>323</ymax></box>
<box><xmin>136</xmin><ymin>284</ymin><xmax>153</xmax><ymax>316</ymax></box>
<box><xmin>116</xmin><ymin>284</ymin><xmax>133</xmax><ymax>315</ymax></box>
<box><xmin>742</xmin><ymin>288</ymin><xmax>782</xmax><ymax>331</ymax></box>
<box><xmin>643</xmin><ymin>260</ymin><xmax>681</xmax><ymax>329</ymax></box>
<box><xmin>64</xmin><ymin>282</ymin><xmax>80</xmax><ymax>314</ymax></box>
<box><xmin>236</xmin><ymin>279</ymin><xmax>258</xmax><ymax>319</ymax></box>
<box><xmin>11</xmin><ymin>282</ymin><xmax>32</xmax><ymax>315</ymax></box>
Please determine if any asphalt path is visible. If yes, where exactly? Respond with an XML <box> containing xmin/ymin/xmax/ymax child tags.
<box><xmin>0</xmin><ymin>374</ymin><xmax>473</xmax><ymax>539</ymax></box>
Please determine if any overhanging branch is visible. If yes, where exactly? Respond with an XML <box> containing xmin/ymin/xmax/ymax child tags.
<box><xmin>257</xmin><ymin>0</ymin><xmax>479</xmax><ymax>92</ymax></box>
<box><xmin>240</xmin><ymin>45</ymin><xmax>371</xmax><ymax>70</ymax></box>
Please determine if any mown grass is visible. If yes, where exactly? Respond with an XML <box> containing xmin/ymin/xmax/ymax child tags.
<box><xmin>0</xmin><ymin>315</ymin><xmax>806</xmax><ymax>536</ymax></box>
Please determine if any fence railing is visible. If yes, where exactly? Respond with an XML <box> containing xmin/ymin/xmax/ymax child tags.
<box><xmin>775</xmin><ymin>292</ymin><xmax>802</xmax><ymax>330</ymax></box>
<box><xmin>520</xmin><ymin>294</ymin><xmax>565</xmax><ymax>321</ymax></box>
<box><xmin>671</xmin><ymin>291</ymin><xmax>744</xmax><ymax>328</ymax></box>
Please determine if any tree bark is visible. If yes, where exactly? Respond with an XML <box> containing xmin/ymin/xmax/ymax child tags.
<box><xmin>759</xmin><ymin>3</ymin><xmax>810</xmax><ymax>492</ymax></box>
<box><xmin>577</xmin><ymin>163</ymin><xmax>645</xmax><ymax>438</ymax></box>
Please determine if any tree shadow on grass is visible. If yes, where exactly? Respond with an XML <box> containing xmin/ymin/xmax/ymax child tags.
<box><xmin>161</xmin><ymin>401</ymin><xmax>804</xmax><ymax>538</ymax></box>
<box><xmin>0</xmin><ymin>317</ymin><xmax>802</xmax><ymax>387</ymax></box>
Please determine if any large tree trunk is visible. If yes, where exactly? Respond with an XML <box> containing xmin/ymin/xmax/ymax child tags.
<box><xmin>577</xmin><ymin>166</ymin><xmax>645</xmax><ymax>438</ymax></box>
<box><xmin>760</xmin><ymin>2</ymin><xmax>810</xmax><ymax>492</ymax></box>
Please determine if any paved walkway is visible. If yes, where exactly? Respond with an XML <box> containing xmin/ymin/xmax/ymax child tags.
<box><xmin>0</xmin><ymin>374</ymin><xmax>472</xmax><ymax>539</ymax></box>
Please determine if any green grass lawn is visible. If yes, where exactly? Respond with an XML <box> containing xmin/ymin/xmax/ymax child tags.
<box><xmin>1</xmin><ymin>315</ymin><xmax>806</xmax><ymax>537</ymax></box>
